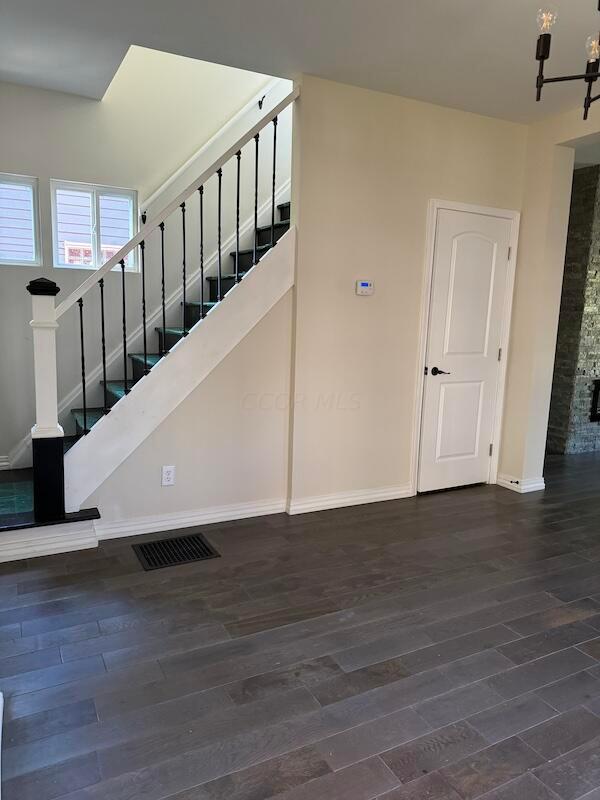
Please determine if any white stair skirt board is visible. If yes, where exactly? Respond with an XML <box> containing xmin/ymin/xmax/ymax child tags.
<box><xmin>95</xmin><ymin>499</ymin><xmax>287</xmax><ymax>541</ymax></box>
<box><xmin>0</xmin><ymin>520</ymin><xmax>97</xmax><ymax>563</ymax></box>
<box><xmin>287</xmin><ymin>484</ymin><xmax>414</xmax><ymax>515</ymax></box>
<box><xmin>64</xmin><ymin>228</ymin><xmax>296</xmax><ymax>513</ymax></box>
<box><xmin>497</xmin><ymin>473</ymin><xmax>546</xmax><ymax>494</ymax></box>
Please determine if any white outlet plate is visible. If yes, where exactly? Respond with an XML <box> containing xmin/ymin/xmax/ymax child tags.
<box><xmin>161</xmin><ymin>465</ymin><xmax>176</xmax><ymax>486</ymax></box>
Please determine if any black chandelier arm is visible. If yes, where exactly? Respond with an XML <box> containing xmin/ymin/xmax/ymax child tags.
<box><xmin>541</xmin><ymin>73</ymin><xmax>597</xmax><ymax>85</ymax></box>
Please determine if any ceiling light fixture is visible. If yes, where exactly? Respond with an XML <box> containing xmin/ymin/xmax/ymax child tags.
<box><xmin>536</xmin><ymin>3</ymin><xmax>600</xmax><ymax>119</ymax></box>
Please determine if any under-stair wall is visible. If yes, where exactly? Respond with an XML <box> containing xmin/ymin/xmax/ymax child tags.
<box><xmin>63</xmin><ymin>227</ymin><xmax>296</xmax><ymax>516</ymax></box>
<box><xmin>86</xmin><ymin>289</ymin><xmax>293</xmax><ymax>538</ymax></box>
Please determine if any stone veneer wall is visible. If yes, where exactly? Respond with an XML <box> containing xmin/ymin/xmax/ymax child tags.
<box><xmin>547</xmin><ymin>165</ymin><xmax>600</xmax><ymax>454</ymax></box>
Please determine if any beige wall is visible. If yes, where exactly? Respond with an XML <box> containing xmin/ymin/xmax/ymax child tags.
<box><xmin>289</xmin><ymin>75</ymin><xmax>529</xmax><ymax>505</ymax></box>
<box><xmin>0</xmin><ymin>47</ymin><xmax>272</xmax><ymax>463</ymax></box>
<box><xmin>87</xmin><ymin>74</ymin><xmax>581</xmax><ymax>528</ymax></box>
<box><xmin>9</xmin><ymin>69</ymin><xmax>590</xmax><ymax>523</ymax></box>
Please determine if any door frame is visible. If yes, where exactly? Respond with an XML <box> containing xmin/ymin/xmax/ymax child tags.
<box><xmin>410</xmin><ymin>199</ymin><xmax>521</xmax><ymax>494</ymax></box>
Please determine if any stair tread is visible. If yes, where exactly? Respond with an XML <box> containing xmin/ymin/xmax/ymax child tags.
<box><xmin>71</xmin><ymin>408</ymin><xmax>105</xmax><ymax>428</ymax></box>
<box><xmin>256</xmin><ymin>220</ymin><xmax>289</xmax><ymax>233</ymax></box>
<box><xmin>101</xmin><ymin>380</ymin><xmax>131</xmax><ymax>394</ymax></box>
<box><xmin>155</xmin><ymin>327</ymin><xmax>188</xmax><ymax>337</ymax></box>
<box><xmin>229</xmin><ymin>244</ymin><xmax>271</xmax><ymax>258</ymax></box>
<box><xmin>129</xmin><ymin>353</ymin><xmax>162</xmax><ymax>366</ymax></box>
<box><xmin>278</xmin><ymin>201</ymin><xmax>290</xmax><ymax>210</ymax></box>
<box><xmin>182</xmin><ymin>301</ymin><xmax>218</xmax><ymax>308</ymax></box>
<box><xmin>206</xmin><ymin>271</ymin><xmax>249</xmax><ymax>282</ymax></box>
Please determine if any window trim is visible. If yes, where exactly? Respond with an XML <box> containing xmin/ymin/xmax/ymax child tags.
<box><xmin>50</xmin><ymin>179</ymin><xmax>138</xmax><ymax>272</ymax></box>
<box><xmin>0</xmin><ymin>172</ymin><xmax>42</xmax><ymax>267</ymax></box>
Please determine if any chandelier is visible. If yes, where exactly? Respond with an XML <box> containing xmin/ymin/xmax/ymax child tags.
<box><xmin>536</xmin><ymin>4</ymin><xmax>600</xmax><ymax>119</ymax></box>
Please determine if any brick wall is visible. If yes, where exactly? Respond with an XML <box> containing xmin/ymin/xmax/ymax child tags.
<box><xmin>547</xmin><ymin>165</ymin><xmax>600</xmax><ymax>454</ymax></box>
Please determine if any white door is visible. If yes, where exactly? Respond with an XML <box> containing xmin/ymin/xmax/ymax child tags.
<box><xmin>418</xmin><ymin>208</ymin><xmax>513</xmax><ymax>493</ymax></box>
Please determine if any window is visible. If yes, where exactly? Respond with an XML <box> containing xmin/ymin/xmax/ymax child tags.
<box><xmin>51</xmin><ymin>180</ymin><xmax>137</xmax><ymax>270</ymax></box>
<box><xmin>0</xmin><ymin>173</ymin><xmax>41</xmax><ymax>266</ymax></box>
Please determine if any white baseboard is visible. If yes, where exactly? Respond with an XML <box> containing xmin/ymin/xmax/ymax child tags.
<box><xmin>287</xmin><ymin>484</ymin><xmax>414</xmax><ymax>515</ymax></box>
<box><xmin>0</xmin><ymin>520</ymin><xmax>97</xmax><ymax>563</ymax></box>
<box><xmin>0</xmin><ymin>456</ymin><xmax>10</xmax><ymax>471</ymax></box>
<box><xmin>95</xmin><ymin>498</ymin><xmax>287</xmax><ymax>541</ymax></box>
<box><xmin>497</xmin><ymin>473</ymin><xmax>545</xmax><ymax>494</ymax></box>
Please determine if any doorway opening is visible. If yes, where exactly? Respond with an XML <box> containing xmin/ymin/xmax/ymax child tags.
<box><xmin>547</xmin><ymin>148</ymin><xmax>600</xmax><ymax>475</ymax></box>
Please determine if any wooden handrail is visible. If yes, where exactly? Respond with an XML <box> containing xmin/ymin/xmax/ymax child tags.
<box><xmin>55</xmin><ymin>87</ymin><xmax>300</xmax><ymax>320</ymax></box>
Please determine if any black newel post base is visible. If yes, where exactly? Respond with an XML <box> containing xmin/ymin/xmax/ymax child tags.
<box><xmin>32</xmin><ymin>437</ymin><xmax>65</xmax><ymax>523</ymax></box>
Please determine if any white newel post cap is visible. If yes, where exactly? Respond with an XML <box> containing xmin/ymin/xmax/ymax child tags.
<box><xmin>27</xmin><ymin>278</ymin><xmax>64</xmax><ymax>439</ymax></box>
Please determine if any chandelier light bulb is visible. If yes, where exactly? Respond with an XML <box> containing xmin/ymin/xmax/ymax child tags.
<box><xmin>586</xmin><ymin>35</ymin><xmax>600</xmax><ymax>62</ymax></box>
<box><xmin>537</xmin><ymin>8</ymin><xmax>558</xmax><ymax>34</ymax></box>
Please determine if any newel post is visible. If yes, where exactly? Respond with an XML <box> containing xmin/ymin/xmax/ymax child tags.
<box><xmin>27</xmin><ymin>278</ymin><xmax>65</xmax><ymax>522</ymax></box>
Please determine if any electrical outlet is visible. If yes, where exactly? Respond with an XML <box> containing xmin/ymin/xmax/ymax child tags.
<box><xmin>161</xmin><ymin>466</ymin><xmax>176</xmax><ymax>486</ymax></box>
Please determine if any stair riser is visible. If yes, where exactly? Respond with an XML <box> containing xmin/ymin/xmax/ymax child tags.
<box><xmin>183</xmin><ymin>304</ymin><xmax>213</xmax><ymax>329</ymax></box>
<box><xmin>104</xmin><ymin>391</ymin><xmax>121</xmax><ymax>410</ymax></box>
<box><xmin>157</xmin><ymin>329</ymin><xmax>184</xmax><ymax>352</ymax></box>
<box><xmin>208</xmin><ymin>276</ymin><xmax>238</xmax><ymax>303</ymax></box>
<box><xmin>74</xmin><ymin>416</ymin><xmax>104</xmax><ymax>436</ymax></box>
<box><xmin>230</xmin><ymin>250</ymin><xmax>255</xmax><ymax>272</ymax></box>
<box><xmin>131</xmin><ymin>360</ymin><xmax>148</xmax><ymax>383</ymax></box>
<box><xmin>256</xmin><ymin>223</ymin><xmax>289</xmax><ymax>248</ymax></box>
<box><xmin>279</xmin><ymin>202</ymin><xmax>290</xmax><ymax>222</ymax></box>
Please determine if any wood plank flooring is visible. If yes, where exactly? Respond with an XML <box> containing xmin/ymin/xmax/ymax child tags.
<box><xmin>2</xmin><ymin>454</ymin><xmax>600</xmax><ymax>799</ymax></box>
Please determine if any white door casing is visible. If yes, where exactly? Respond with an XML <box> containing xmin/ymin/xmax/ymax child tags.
<box><xmin>417</xmin><ymin>204</ymin><xmax>517</xmax><ymax>493</ymax></box>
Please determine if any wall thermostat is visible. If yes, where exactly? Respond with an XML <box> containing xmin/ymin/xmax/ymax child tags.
<box><xmin>356</xmin><ymin>280</ymin><xmax>374</xmax><ymax>296</ymax></box>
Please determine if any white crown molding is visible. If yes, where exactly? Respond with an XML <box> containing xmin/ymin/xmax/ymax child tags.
<box><xmin>95</xmin><ymin>498</ymin><xmax>286</xmax><ymax>541</ymax></box>
<box><xmin>496</xmin><ymin>473</ymin><xmax>545</xmax><ymax>494</ymax></box>
<box><xmin>287</xmin><ymin>483</ymin><xmax>414</xmax><ymax>515</ymax></box>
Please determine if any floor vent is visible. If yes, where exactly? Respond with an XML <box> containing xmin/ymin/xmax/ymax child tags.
<box><xmin>133</xmin><ymin>533</ymin><xmax>220</xmax><ymax>571</ymax></box>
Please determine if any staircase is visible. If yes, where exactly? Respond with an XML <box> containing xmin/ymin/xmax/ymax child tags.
<box><xmin>69</xmin><ymin>201</ymin><xmax>291</xmax><ymax>442</ymax></box>
<box><xmin>11</xmin><ymin>86</ymin><xmax>299</xmax><ymax>541</ymax></box>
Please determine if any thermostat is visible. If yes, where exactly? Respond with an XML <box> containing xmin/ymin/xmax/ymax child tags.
<box><xmin>356</xmin><ymin>280</ymin><xmax>374</xmax><ymax>296</ymax></box>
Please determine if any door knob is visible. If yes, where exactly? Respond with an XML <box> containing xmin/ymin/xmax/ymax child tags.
<box><xmin>431</xmin><ymin>367</ymin><xmax>451</xmax><ymax>376</ymax></box>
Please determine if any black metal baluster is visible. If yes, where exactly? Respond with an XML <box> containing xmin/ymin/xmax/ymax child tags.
<box><xmin>217</xmin><ymin>167</ymin><xmax>223</xmax><ymax>301</ymax></box>
<box><xmin>199</xmin><ymin>185</ymin><xmax>205</xmax><ymax>318</ymax></box>
<box><xmin>99</xmin><ymin>278</ymin><xmax>108</xmax><ymax>414</ymax></box>
<box><xmin>253</xmin><ymin>133</ymin><xmax>259</xmax><ymax>265</ymax></box>
<box><xmin>78</xmin><ymin>298</ymin><xmax>88</xmax><ymax>433</ymax></box>
<box><xmin>121</xmin><ymin>259</ymin><xmax>129</xmax><ymax>394</ymax></box>
<box><xmin>271</xmin><ymin>115</ymin><xmax>278</xmax><ymax>246</ymax></box>
<box><xmin>236</xmin><ymin>150</ymin><xmax>241</xmax><ymax>282</ymax></box>
<box><xmin>140</xmin><ymin>240</ymin><xmax>148</xmax><ymax>373</ymax></box>
<box><xmin>181</xmin><ymin>202</ymin><xmax>187</xmax><ymax>335</ymax></box>
<box><xmin>160</xmin><ymin>222</ymin><xmax>166</xmax><ymax>355</ymax></box>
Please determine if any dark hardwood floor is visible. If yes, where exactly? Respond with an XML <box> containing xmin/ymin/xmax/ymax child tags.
<box><xmin>2</xmin><ymin>454</ymin><xmax>600</xmax><ymax>799</ymax></box>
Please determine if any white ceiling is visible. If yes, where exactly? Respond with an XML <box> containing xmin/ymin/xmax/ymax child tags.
<box><xmin>2</xmin><ymin>0</ymin><xmax>600</xmax><ymax>122</ymax></box>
